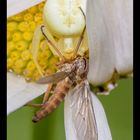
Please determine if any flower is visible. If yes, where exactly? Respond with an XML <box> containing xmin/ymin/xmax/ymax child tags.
<box><xmin>7</xmin><ymin>0</ymin><xmax>59</xmax><ymax>115</ymax></box>
<box><xmin>7</xmin><ymin>0</ymin><xmax>133</xmax><ymax>140</ymax></box>
<box><xmin>86</xmin><ymin>0</ymin><xmax>133</xmax><ymax>86</ymax></box>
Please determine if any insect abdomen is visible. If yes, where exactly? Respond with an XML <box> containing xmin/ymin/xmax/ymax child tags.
<box><xmin>32</xmin><ymin>78</ymin><xmax>72</xmax><ymax>122</ymax></box>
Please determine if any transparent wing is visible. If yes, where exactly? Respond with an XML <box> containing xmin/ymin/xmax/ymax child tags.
<box><xmin>65</xmin><ymin>80</ymin><xmax>98</xmax><ymax>140</ymax></box>
<box><xmin>37</xmin><ymin>71</ymin><xmax>70</xmax><ymax>84</ymax></box>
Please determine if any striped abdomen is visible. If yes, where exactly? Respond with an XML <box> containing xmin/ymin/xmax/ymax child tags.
<box><xmin>32</xmin><ymin>77</ymin><xmax>73</xmax><ymax>122</ymax></box>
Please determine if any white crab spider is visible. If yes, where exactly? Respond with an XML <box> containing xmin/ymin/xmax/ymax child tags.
<box><xmin>31</xmin><ymin>0</ymin><xmax>88</xmax><ymax>76</ymax></box>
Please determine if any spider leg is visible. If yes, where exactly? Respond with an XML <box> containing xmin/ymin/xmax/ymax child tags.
<box><xmin>72</xmin><ymin>7</ymin><xmax>86</xmax><ymax>58</ymax></box>
<box><xmin>31</xmin><ymin>25</ymin><xmax>45</xmax><ymax>76</ymax></box>
<box><xmin>41</xmin><ymin>25</ymin><xmax>66</xmax><ymax>62</ymax></box>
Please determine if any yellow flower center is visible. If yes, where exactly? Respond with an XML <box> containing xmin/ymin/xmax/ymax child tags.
<box><xmin>7</xmin><ymin>2</ymin><xmax>59</xmax><ymax>81</ymax></box>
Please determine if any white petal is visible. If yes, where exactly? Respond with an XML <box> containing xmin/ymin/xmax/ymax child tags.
<box><xmin>64</xmin><ymin>89</ymin><xmax>112</xmax><ymax>140</ymax></box>
<box><xmin>86</xmin><ymin>0</ymin><xmax>115</xmax><ymax>85</ymax></box>
<box><xmin>7</xmin><ymin>72</ymin><xmax>47</xmax><ymax>115</ymax></box>
<box><xmin>112</xmin><ymin>0</ymin><xmax>133</xmax><ymax>75</ymax></box>
<box><xmin>7</xmin><ymin>0</ymin><xmax>44</xmax><ymax>17</ymax></box>
<box><xmin>86</xmin><ymin>0</ymin><xmax>133</xmax><ymax>85</ymax></box>
<box><xmin>91</xmin><ymin>93</ymin><xmax>112</xmax><ymax>140</ymax></box>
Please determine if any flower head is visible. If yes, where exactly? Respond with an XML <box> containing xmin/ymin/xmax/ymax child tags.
<box><xmin>7</xmin><ymin>0</ymin><xmax>133</xmax><ymax>140</ymax></box>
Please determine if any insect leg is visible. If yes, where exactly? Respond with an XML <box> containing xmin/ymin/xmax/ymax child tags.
<box><xmin>25</xmin><ymin>84</ymin><xmax>53</xmax><ymax>108</ymax></box>
<box><xmin>25</xmin><ymin>101</ymin><xmax>43</xmax><ymax>108</ymax></box>
<box><xmin>41</xmin><ymin>25</ymin><xmax>66</xmax><ymax>62</ymax></box>
<box><xmin>42</xmin><ymin>83</ymin><xmax>53</xmax><ymax>103</ymax></box>
<box><xmin>72</xmin><ymin>7</ymin><xmax>86</xmax><ymax>58</ymax></box>
<box><xmin>31</xmin><ymin>25</ymin><xmax>45</xmax><ymax>77</ymax></box>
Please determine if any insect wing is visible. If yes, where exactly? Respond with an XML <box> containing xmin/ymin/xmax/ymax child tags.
<box><xmin>64</xmin><ymin>80</ymin><xmax>98</xmax><ymax>140</ymax></box>
<box><xmin>37</xmin><ymin>71</ymin><xmax>70</xmax><ymax>84</ymax></box>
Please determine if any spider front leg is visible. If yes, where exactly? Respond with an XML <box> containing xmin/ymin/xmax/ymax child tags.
<box><xmin>72</xmin><ymin>7</ymin><xmax>86</xmax><ymax>58</ymax></box>
<box><xmin>40</xmin><ymin>25</ymin><xmax>66</xmax><ymax>62</ymax></box>
<box><xmin>31</xmin><ymin>24</ymin><xmax>63</xmax><ymax>76</ymax></box>
<box><xmin>31</xmin><ymin>25</ymin><xmax>45</xmax><ymax>77</ymax></box>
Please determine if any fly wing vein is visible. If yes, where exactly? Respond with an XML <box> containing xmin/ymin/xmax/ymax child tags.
<box><xmin>69</xmin><ymin>80</ymin><xmax>98</xmax><ymax>140</ymax></box>
<box><xmin>37</xmin><ymin>71</ymin><xmax>70</xmax><ymax>84</ymax></box>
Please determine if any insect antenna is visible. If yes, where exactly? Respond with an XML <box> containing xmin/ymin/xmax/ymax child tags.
<box><xmin>41</xmin><ymin>25</ymin><xmax>66</xmax><ymax>61</ymax></box>
<box><xmin>72</xmin><ymin>7</ymin><xmax>86</xmax><ymax>58</ymax></box>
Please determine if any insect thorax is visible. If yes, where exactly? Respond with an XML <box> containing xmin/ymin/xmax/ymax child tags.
<box><xmin>60</xmin><ymin>57</ymin><xmax>89</xmax><ymax>83</ymax></box>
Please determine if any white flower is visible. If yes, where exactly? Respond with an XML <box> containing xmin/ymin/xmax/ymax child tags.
<box><xmin>7</xmin><ymin>0</ymin><xmax>133</xmax><ymax>140</ymax></box>
<box><xmin>7</xmin><ymin>72</ymin><xmax>47</xmax><ymax>115</ymax></box>
<box><xmin>7</xmin><ymin>0</ymin><xmax>44</xmax><ymax>17</ymax></box>
<box><xmin>87</xmin><ymin>0</ymin><xmax>133</xmax><ymax>85</ymax></box>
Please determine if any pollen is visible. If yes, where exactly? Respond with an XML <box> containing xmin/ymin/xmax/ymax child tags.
<box><xmin>14</xmin><ymin>59</ymin><xmax>26</xmax><ymax>69</ymax></box>
<box><xmin>7</xmin><ymin>31</ymin><xmax>12</xmax><ymax>41</ymax></box>
<box><xmin>26</xmin><ymin>61</ymin><xmax>36</xmax><ymax>71</ymax></box>
<box><xmin>48</xmin><ymin>57</ymin><xmax>59</xmax><ymax>66</ymax></box>
<box><xmin>23</xmin><ymin>31</ymin><xmax>33</xmax><ymax>41</ymax></box>
<box><xmin>34</xmin><ymin>12</ymin><xmax>43</xmax><ymax>24</ymax></box>
<box><xmin>18</xmin><ymin>21</ymin><xmax>30</xmax><ymax>32</ymax></box>
<box><xmin>7</xmin><ymin>22</ymin><xmax>18</xmax><ymax>32</ymax></box>
<box><xmin>21</xmin><ymin>50</ymin><xmax>31</xmax><ymax>61</ymax></box>
<box><xmin>7</xmin><ymin>41</ymin><xmax>16</xmax><ymax>52</ymax></box>
<box><xmin>10</xmin><ymin>13</ymin><xmax>24</xmax><ymax>22</ymax></box>
<box><xmin>24</xmin><ymin>13</ymin><xmax>33</xmax><ymax>21</ymax></box>
<box><xmin>7</xmin><ymin>58</ymin><xmax>14</xmax><ymax>69</ymax></box>
<box><xmin>10</xmin><ymin>51</ymin><xmax>20</xmax><ymax>62</ymax></box>
<box><xmin>7</xmin><ymin>41</ymin><xmax>15</xmax><ymax>57</ymax></box>
<box><xmin>16</xmin><ymin>41</ymin><xmax>28</xmax><ymax>51</ymax></box>
<box><xmin>7</xmin><ymin>2</ymin><xmax>59</xmax><ymax>81</ymax></box>
<box><xmin>28</xmin><ymin>21</ymin><xmax>36</xmax><ymax>31</ymax></box>
<box><xmin>12</xmin><ymin>31</ymin><xmax>22</xmax><ymax>42</ymax></box>
<box><xmin>38</xmin><ymin>2</ymin><xmax>44</xmax><ymax>12</ymax></box>
<box><xmin>27</xmin><ymin>6</ymin><xmax>38</xmax><ymax>14</ymax></box>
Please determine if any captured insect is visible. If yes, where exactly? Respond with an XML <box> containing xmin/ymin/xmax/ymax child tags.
<box><xmin>28</xmin><ymin>0</ymin><xmax>98</xmax><ymax>140</ymax></box>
